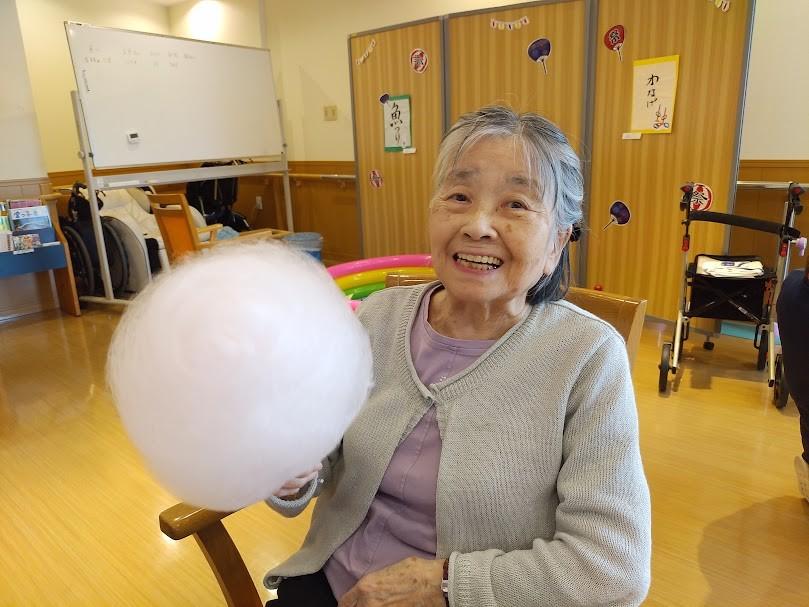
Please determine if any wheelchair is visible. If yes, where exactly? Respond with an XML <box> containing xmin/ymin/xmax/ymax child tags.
<box><xmin>59</xmin><ymin>182</ymin><xmax>129</xmax><ymax>300</ymax></box>
<box><xmin>658</xmin><ymin>182</ymin><xmax>803</xmax><ymax>395</ymax></box>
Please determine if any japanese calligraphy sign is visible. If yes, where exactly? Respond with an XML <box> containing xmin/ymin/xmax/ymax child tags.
<box><xmin>383</xmin><ymin>95</ymin><xmax>412</xmax><ymax>151</ymax></box>
<box><xmin>631</xmin><ymin>55</ymin><xmax>679</xmax><ymax>134</ymax></box>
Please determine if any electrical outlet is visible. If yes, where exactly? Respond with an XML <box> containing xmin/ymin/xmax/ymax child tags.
<box><xmin>324</xmin><ymin>105</ymin><xmax>338</xmax><ymax>121</ymax></box>
<box><xmin>255</xmin><ymin>196</ymin><xmax>263</xmax><ymax>210</ymax></box>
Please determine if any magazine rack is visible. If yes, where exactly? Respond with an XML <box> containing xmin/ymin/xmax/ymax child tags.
<box><xmin>0</xmin><ymin>196</ymin><xmax>80</xmax><ymax>316</ymax></box>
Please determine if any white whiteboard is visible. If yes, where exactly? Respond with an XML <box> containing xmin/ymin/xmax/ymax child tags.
<box><xmin>65</xmin><ymin>22</ymin><xmax>284</xmax><ymax>169</ymax></box>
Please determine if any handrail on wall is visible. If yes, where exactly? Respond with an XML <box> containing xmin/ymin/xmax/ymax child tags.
<box><xmin>269</xmin><ymin>172</ymin><xmax>356</xmax><ymax>182</ymax></box>
<box><xmin>737</xmin><ymin>180</ymin><xmax>799</xmax><ymax>190</ymax></box>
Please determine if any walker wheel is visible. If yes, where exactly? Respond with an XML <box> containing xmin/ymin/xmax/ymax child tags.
<box><xmin>774</xmin><ymin>354</ymin><xmax>790</xmax><ymax>409</ymax></box>
<box><xmin>703</xmin><ymin>341</ymin><xmax>715</xmax><ymax>351</ymax></box>
<box><xmin>757</xmin><ymin>329</ymin><xmax>768</xmax><ymax>371</ymax></box>
<box><xmin>659</xmin><ymin>342</ymin><xmax>672</xmax><ymax>393</ymax></box>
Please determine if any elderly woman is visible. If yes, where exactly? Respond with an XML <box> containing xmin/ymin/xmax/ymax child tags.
<box><xmin>264</xmin><ymin>106</ymin><xmax>651</xmax><ymax>607</ymax></box>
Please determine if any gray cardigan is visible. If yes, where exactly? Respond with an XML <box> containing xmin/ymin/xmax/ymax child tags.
<box><xmin>266</xmin><ymin>284</ymin><xmax>651</xmax><ymax>606</ymax></box>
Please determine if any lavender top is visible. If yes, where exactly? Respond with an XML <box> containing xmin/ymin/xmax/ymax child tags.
<box><xmin>324</xmin><ymin>286</ymin><xmax>495</xmax><ymax>599</ymax></box>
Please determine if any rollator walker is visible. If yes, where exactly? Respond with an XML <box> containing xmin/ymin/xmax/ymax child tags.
<box><xmin>658</xmin><ymin>182</ymin><xmax>803</xmax><ymax>394</ymax></box>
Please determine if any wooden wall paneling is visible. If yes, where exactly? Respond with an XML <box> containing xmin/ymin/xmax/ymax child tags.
<box><xmin>730</xmin><ymin>160</ymin><xmax>809</xmax><ymax>270</ymax></box>
<box><xmin>232</xmin><ymin>176</ymin><xmax>282</xmax><ymax>231</ymax></box>
<box><xmin>447</xmin><ymin>1</ymin><xmax>586</xmax><ymax>142</ymax></box>
<box><xmin>0</xmin><ymin>273</ymin><xmax>58</xmax><ymax>322</ymax></box>
<box><xmin>446</xmin><ymin>0</ymin><xmax>587</xmax><ymax>282</ymax></box>
<box><xmin>233</xmin><ymin>161</ymin><xmax>362</xmax><ymax>266</ymax></box>
<box><xmin>288</xmin><ymin>176</ymin><xmax>361</xmax><ymax>266</ymax></box>
<box><xmin>350</xmin><ymin>20</ymin><xmax>445</xmax><ymax>258</ymax></box>
<box><xmin>587</xmin><ymin>0</ymin><xmax>752</xmax><ymax>319</ymax></box>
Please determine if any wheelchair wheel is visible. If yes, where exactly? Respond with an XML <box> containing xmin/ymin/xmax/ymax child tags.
<box><xmin>101</xmin><ymin>218</ymin><xmax>129</xmax><ymax>297</ymax></box>
<box><xmin>774</xmin><ymin>354</ymin><xmax>790</xmax><ymax>409</ymax></box>
<box><xmin>659</xmin><ymin>342</ymin><xmax>672</xmax><ymax>393</ymax></box>
<box><xmin>62</xmin><ymin>223</ymin><xmax>95</xmax><ymax>298</ymax></box>
<box><xmin>756</xmin><ymin>328</ymin><xmax>768</xmax><ymax>371</ymax></box>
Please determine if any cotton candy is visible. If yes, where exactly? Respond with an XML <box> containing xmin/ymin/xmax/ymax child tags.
<box><xmin>107</xmin><ymin>241</ymin><xmax>373</xmax><ymax>511</ymax></box>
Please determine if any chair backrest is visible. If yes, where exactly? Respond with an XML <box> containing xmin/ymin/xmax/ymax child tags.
<box><xmin>384</xmin><ymin>274</ymin><xmax>646</xmax><ymax>366</ymax></box>
<box><xmin>147</xmin><ymin>193</ymin><xmax>203</xmax><ymax>263</ymax></box>
<box><xmin>564</xmin><ymin>287</ymin><xmax>647</xmax><ymax>368</ymax></box>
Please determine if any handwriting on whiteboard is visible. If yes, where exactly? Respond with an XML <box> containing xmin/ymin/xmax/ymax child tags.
<box><xmin>82</xmin><ymin>47</ymin><xmax>196</xmax><ymax>69</ymax></box>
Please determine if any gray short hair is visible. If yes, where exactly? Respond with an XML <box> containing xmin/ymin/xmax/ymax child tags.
<box><xmin>432</xmin><ymin>105</ymin><xmax>584</xmax><ymax>303</ymax></box>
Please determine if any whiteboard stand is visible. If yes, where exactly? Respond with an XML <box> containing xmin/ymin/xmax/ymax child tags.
<box><xmin>69</xmin><ymin>90</ymin><xmax>294</xmax><ymax>306</ymax></box>
<box><xmin>71</xmin><ymin>90</ymin><xmax>122</xmax><ymax>305</ymax></box>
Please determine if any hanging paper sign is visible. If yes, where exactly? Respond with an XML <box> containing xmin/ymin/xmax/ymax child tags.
<box><xmin>527</xmin><ymin>38</ymin><xmax>552</xmax><ymax>75</ymax></box>
<box><xmin>690</xmin><ymin>183</ymin><xmax>714</xmax><ymax>211</ymax></box>
<box><xmin>631</xmin><ymin>55</ymin><xmax>679</xmax><ymax>134</ymax></box>
<box><xmin>383</xmin><ymin>95</ymin><xmax>412</xmax><ymax>151</ymax></box>
<box><xmin>603</xmin><ymin>200</ymin><xmax>631</xmax><ymax>230</ymax></box>
<box><xmin>356</xmin><ymin>39</ymin><xmax>377</xmax><ymax>65</ymax></box>
<box><xmin>490</xmin><ymin>16</ymin><xmax>530</xmax><ymax>31</ymax></box>
<box><xmin>604</xmin><ymin>25</ymin><xmax>625</xmax><ymax>62</ymax></box>
<box><xmin>369</xmin><ymin>170</ymin><xmax>383</xmax><ymax>188</ymax></box>
<box><xmin>410</xmin><ymin>49</ymin><xmax>428</xmax><ymax>73</ymax></box>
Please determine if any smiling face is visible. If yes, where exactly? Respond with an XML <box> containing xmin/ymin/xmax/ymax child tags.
<box><xmin>429</xmin><ymin>136</ymin><xmax>567</xmax><ymax>309</ymax></box>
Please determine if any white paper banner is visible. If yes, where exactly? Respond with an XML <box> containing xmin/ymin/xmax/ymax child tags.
<box><xmin>383</xmin><ymin>95</ymin><xmax>412</xmax><ymax>151</ymax></box>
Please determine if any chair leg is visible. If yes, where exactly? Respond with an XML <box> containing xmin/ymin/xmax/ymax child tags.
<box><xmin>194</xmin><ymin>521</ymin><xmax>263</xmax><ymax>607</ymax></box>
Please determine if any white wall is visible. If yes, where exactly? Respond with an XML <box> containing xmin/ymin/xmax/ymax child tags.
<box><xmin>168</xmin><ymin>0</ymin><xmax>262</xmax><ymax>47</ymax></box>
<box><xmin>1</xmin><ymin>0</ymin><xmax>47</xmax><ymax>180</ymax></box>
<box><xmin>739</xmin><ymin>0</ymin><xmax>808</xmax><ymax>159</ymax></box>
<box><xmin>15</xmin><ymin>0</ymin><xmax>171</xmax><ymax>173</ymax></box>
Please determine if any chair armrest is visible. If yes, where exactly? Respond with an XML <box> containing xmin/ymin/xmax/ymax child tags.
<box><xmin>159</xmin><ymin>503</ymin><xmax>262</xmax><ymax>607</ymax></box>
<box><xmin>197</xmin><ymin>223</ymin><xmax>223</xmax><ymax>242</ymax></box>
<box><xmin>197</xmin><ymin>224</ymin><xmax>223</xmax><ymax>234</ymax></box>
<box><xmin>238</xmin><ymin>228</ymin><xmax>291</xmax><ymax>241</ymax></box>
<box><xmin>159</xmin><ymin>503</ymin><xmax>234</xmax><ymax>540</ymax></box>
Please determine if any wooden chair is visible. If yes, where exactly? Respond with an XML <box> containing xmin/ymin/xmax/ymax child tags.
<box><xmin>565</xmin><ymin>287</ymin><xmax>647</xmax><ymax>369</ymax></box>
<box><xmin>158</xmin><ymin>279</ymin><xmax>647</xmax><ymax>607</ymax></box>
<box><xmin>147</xmin><ymin>193</ymin><xmax>223</xmax><ymax>264</ymax></box>
<box><xmin>148</xmin><ymin>192</ymin><xmax>291</xmax><ymax>265</ymax></box>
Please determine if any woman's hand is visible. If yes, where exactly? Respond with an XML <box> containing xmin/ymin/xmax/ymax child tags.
<box><xmin>338</xmin><ymin>556</ymin><xmax>445</xmax><ymax>607</ymax></box>
<box><xmin>272</xmin><ymin>463</ymin><xmax>322</xmax><ymax>498</ymax></box>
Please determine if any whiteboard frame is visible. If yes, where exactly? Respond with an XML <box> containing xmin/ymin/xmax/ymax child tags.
<box><xmin>65</xmin><ymin>21</ymin><xmax>285</xmax><ymax>169</ymax></box>
<box><xmin>64</xmin><ymin>23</ymin><xmax>294</xmax><ymax>306</ymax></box>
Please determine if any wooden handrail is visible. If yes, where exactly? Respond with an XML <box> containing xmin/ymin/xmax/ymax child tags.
<box><xmin>268</xmin><ymin>172</ymin><xmax>356</xmax><ymax>181</ymax></box>
<box><xmin>737</xmin><ymin>180</ymin><xmax>801</xmax><ymax>190</ymax></box>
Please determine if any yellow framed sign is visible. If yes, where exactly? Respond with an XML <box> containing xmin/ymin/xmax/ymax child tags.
<box><xmin>631</xmin><ymin>55</ymin><xmax>679</xmax><ymax>134</ymax></box>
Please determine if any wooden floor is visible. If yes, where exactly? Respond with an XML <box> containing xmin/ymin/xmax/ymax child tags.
<box><xmin>0</xmin><ymin>308</ymin><xmax>807</xmax><ymax>606</ymax></box>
